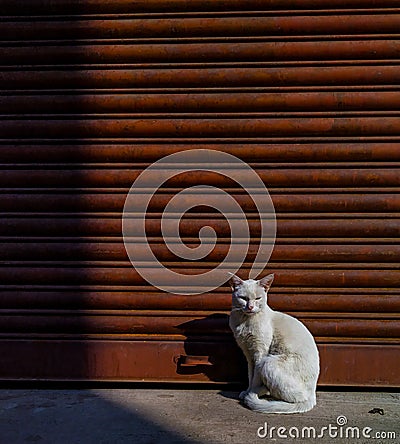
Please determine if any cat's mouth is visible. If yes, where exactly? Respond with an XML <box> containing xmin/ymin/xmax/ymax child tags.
<box><xmin>244</xmin><ymin>310</ymin><xmax>257</xmax><ymax>315</ymax></box>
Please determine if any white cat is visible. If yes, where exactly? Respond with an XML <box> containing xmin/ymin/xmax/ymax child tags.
<box><xmin>229</xmin><ymin>274</ymin><xmax>319</xmax><ymax>414</ymax></box>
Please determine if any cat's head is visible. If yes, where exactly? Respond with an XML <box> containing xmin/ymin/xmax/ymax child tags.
<box><xmin>229</xmin><ymin>273</ymin><xmax>274</xmax><ymax>315</ymax></box>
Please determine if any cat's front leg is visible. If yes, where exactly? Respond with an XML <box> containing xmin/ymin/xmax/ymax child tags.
<box><xmin>257</xmin><ymin>386</ymin><xmax>271</xmax><ymax>397</ymax></box>
<box><xmin>239</xmin><ymin>354</ymin><xmax>254</xmax><ymax>400</ymax></box>
<box><xmin>247</xmin><ymin>364</ymin><xmax>270</xmax><ymax>397</ymax></box>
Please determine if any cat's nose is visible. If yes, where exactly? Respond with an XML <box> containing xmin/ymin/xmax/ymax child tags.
<box><xmin>247</xmin><ymin>304</ymin><xmax>254</xmax><ymax>311</ymax></box>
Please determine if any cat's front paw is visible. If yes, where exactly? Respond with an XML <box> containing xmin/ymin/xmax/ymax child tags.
<box><xmin>258</xmin><ymin>387</ymin><xmax>271</xmax><ymax>397</ymax></box>
<box><xmin>239</xmin><ymin>390</ymin><xmax>249</xmax><ymax>400</ymax></box>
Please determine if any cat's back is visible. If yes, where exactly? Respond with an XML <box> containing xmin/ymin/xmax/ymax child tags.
<box><xmin>271</xmin><ymin>310</ymin><xmax>318</xmax><ymax>355</ymax></box>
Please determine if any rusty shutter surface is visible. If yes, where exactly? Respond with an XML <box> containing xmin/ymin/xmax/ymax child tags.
<box><xmin>0</xmin><ymin>0</ymin><xmax>399</xmax><ymax>386</ymax></box>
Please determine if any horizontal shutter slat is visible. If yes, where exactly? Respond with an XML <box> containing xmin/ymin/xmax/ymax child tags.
<box><xmin>0</xmin><ymin>193</ymin><xmax>398</xmax><ymax>212</ymax></box>
<box><xmin>2</xmin><ymin>15</ymin><xmax>400</xmax><ymax>41</ymax></box>
<box><xmin>1</xmin><ymin>40</ymin><xmax>400</xmax><ymax>65</ymax></box>
<box><xmin>3</xmin><ymin>92</ymin><xmax>400</xmax><ymax>113</ymax></box>
<box><xmin>0</xmin><ymin>0</ymin><xmax>399</xmax><ymax>14</ymax></box>
<box><xmin>1</xmin><ymin>66</ymin><xmax>400</xmax><ymax>89</ymax></box>
<box><xmin>1</xmin><ymin>117</ymin><xmax>400</xmax><ymax>138</ymax></box>
<box><xmin>0</xmin><ymin>266</ymin><xmax>398</xmax><ymax>287</ymax></box>
<box><xmin>0</xmin><ymin>143</ymin><xmax>398</xmax><ymax>163</ymax></box>
<box><xmin>2</xmin><ymin>242</ymin><xmax>399</xmax><ymax>263</ymax></box>
<box><xmin>0</xmin><ymin>168</ymin><xmax>399</xmax><ymax>187</ymax></box>
<box><xmin>1</xmin><ymin>290</ymin><xmax>399</xmax><ymax>312</ymax></box>
<box><xmin>0</xmin><ymin>313</ymin><xmax>398</xmax><ymax>337</ymax></box>
<box><xmin>0</xmin><ymin>217</ymin><xmax>398</xmax><ymax>237</ymax></box>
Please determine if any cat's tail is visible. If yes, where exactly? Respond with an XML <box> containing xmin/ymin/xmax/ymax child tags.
<box><xmin>243</xmin><ymin>392</ymin><xmax>315</xmax><ymax>414</ymax></box>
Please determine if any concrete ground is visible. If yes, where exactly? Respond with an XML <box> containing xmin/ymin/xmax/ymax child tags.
<box><xmin>0</xmin><ymin>387</ymin><xmax>398</xmax><ymax>444</ymax></box>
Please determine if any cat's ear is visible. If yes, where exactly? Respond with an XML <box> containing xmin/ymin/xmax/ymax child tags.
<box><xmin>258</xmin><ymin>273</ymin><xmax>274</xmax><ymax>291</ymax></box>
<box><xmin>228</xmin><ymin>273</ymin><xmax>244</xmax><ymax>290</ymax></box>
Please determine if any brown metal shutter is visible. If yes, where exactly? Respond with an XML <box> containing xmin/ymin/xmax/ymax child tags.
<box><xmin>0</xmin><ymin>0</ymin><xmax>399</xmax><ymax>386</ymax></box>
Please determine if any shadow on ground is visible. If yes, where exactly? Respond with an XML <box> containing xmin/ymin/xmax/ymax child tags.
<box><xmin>0</xmin><ymin>388</ymin><xmax>202</xmax><ymax>444</ymax></box>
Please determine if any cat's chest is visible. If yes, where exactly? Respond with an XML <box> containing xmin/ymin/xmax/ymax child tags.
<box><xmin>232</xmin><ymin>318</ymin><xmax>272</xmax><ymax>355</ymax></box>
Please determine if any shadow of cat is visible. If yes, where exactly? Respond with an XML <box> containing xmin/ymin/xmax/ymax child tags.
<box><xmin>175</xmin><ymin>314</ymin><xmax>247</xmax><ymax>384</ymax></box>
